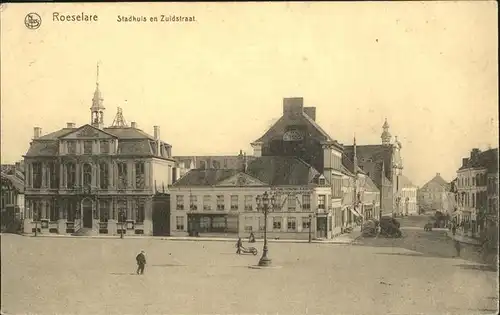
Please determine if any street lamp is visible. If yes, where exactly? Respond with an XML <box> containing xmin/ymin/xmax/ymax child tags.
<box><xmin>119</xmin><ymin>208</ymin><xmax>125</xmax><ymax>239</ymax></box>
<box><xmin>308</xmin><ymin>214</ymin><xmax>313</xmax><ymax>243</ymax></box>
<box><xmin>256</xmin><ymin>191</ymin><xmax>276</xmax><ymax>267</ymax></box>
<box><xmin>33</xmin><ymin>207</ymin><xmax>38</xmax><ymax>237</ymax></box>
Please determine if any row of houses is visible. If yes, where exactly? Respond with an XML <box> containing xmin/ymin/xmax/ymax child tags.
<box><xmin>452</xmin><ymin>147</ymin><xmax>498</xmax><ymax>243</ymax></box>
<box><xmin>1</xmin><ymin>69</ymin><xmax>418</xmax><ymax>239</ymax></box>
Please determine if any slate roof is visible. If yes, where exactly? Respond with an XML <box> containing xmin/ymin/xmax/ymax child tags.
<box><xmin>173</xmin><ymin>156</ymin><xmax>323</xmax><ymax>187</ymax></box>
<box><xmin>459</xmin><ymin>148</ymin><xmax>498</xmax><ymax>173</ymax></box>
<box><xmin>172</xmin><ymin>169</ymin><xmax>240</xmax><ymax>186</ymax></box>
<box><xmin>364</xmin><ymin>176</ymin><xmax>380</xmax><ymax>193</ymax></box>
<box><xmin>343</xmin><ymin>145</ymin><xmax>393</xmax><ymax>166</ymax></box>
<box><xmin>252</xmin><ymin>111</ymin><xmax>342</xmax><ymax>149</ymax></box>
<box><xmin>1</xmin><ymin>172</ymin><xmax>25</xmax><ymax>192</ymax></box>
<box><xmin>25</xmin><ymin>124</ymin><xmax>172</xmax><ymax>158</ymax></box>
<box><xmin>399</xmin><ymin>175</ymin><xmax>417</xmax><ymax>189</ymax></box>
<box><xmin>421</xmin><ymin>174</ymin><xmax>449</xmax><ymax>190</ymax></box>
<box><xmin>246</xmin><ymin>156</ymin><xmax>322</xmax><ymax>186</ymax></box>
<box><xmin>341</xmin><ymin>154</ymin><xmax>366</xmax><ymax>175</ymax></box>
<box><xmin>174</xmin><ymin>155</ymin><xmax>258</xmax><ymax>170</ymax></box>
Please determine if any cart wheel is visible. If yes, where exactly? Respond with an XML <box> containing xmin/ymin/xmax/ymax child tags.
<box><xmin>252</xmin><ymin>249</ymin><xmax>258</xmax><ymax>255</ymax></box>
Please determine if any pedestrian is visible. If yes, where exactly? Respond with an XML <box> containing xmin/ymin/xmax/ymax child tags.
<box><xmin>454</xmin><ymin>239</ymin><xmax>461</xmax><ymax>257</ymax></box>
<box><xmin>452</xmin><ymin>224</ymin><xmax>456</xmax><ymax>236</ymax></box>
<box><xmin>136</xmin><ymin>250</ymin><xmax>146</xmax><ymax>275</ymax></box>
<box><xmin>236</xmin><ymin>237</ymin><xmax>242</xmax><ymax>254</ymax></box>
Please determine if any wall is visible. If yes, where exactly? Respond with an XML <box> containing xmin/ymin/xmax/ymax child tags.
<box><xmin>151</xmin><ymin>158</ymin><xmax>175</xmax><ymax>192</ymax></box>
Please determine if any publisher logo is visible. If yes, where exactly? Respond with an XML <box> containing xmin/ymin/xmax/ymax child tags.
<box><xmin>25</xmin><ymin>13</ymin><xmax>42</xmax><ymax>30</ymax></box>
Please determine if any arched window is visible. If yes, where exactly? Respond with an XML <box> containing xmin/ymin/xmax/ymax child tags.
<box><xmin>83</xmin><ymin>164</ymin><xmax>92</xmax><ymax>187</ymax></box>
<box><xmin>66</xmin><ymin>163</ymin><xmax>76</xmax><ymax>188</ymax></box>
<box><xmin>99</xmin><ymin>162</ymin><xmax>108</xmax><ymax>189</ymax></box>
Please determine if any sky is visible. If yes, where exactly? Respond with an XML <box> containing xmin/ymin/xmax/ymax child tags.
<box><xmin>1</xmin><ymin>2</ymin><xmax>498</xmax><ymax>186</ymax></box>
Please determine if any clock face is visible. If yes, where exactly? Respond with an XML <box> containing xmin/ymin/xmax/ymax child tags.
<box><xmin>283</xmin><ymin>130</ymin><xmax>304</xmax><ymax>141</ymax></box>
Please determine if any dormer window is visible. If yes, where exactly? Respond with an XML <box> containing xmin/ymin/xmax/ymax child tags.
<box><xmin>319</xmin><ymin>178</ymin><xmax>326</xmax><ymax>185</ymax></box>
<box><xmin>100</xmin><ymin>140</ymin><xmax>109</xmax><ymax>154</ymax></box>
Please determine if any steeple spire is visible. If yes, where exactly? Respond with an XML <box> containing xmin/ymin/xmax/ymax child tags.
<box><xmin>91</xmin><ymin>61</ymin><xmax>105</xmax><ymax>129</ymax></box>
<box><xmin>381</xmin><ymin>118</ymin><xmax>392</xmax><ymax>146</ymax></box>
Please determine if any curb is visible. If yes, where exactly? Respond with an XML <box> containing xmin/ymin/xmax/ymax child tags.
<box><xmin>15</xmin><ymin>233</ymin><xmax>357</xmax><ymax>245</ymax></box>
<box><xmin>445</xmin><ymin>232</ymin><xmax>482</xmax><ymax>246</ymax></box>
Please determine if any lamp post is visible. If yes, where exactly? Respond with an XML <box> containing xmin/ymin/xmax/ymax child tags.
<box><xmin>33</xmin><ymin>207</ymin><xmax>38</xmax><ymax>237</ymax></box>
<box><xmin>119</xmin><ymin>208</ymin><xmax>124</xmax><ymax>239</ymax></box>
<box><xmin>308</xmin><ymin>214</ymin><xmax>313</xmax><ymax>243</ymax></box>
<box><xmin>256</xmin><ymin>191</ymin><xmax>276</xmax><ymax>267</ymax></box>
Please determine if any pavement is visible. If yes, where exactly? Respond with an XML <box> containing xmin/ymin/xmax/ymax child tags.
<box><xmin>8</xmin><ymin>226</ymin><xmax>364</xmax><ymax>245</ymax></box>
<box><xmin>1</xmin><ymin>230</ymin><xmax>498</xmax><ymax>315</ymax></box>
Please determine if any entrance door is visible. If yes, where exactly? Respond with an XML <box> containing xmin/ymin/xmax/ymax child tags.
<box><xmin>317</xmin><ymin>217</ymin><xmax>327</xmax><ymax>238</ymax></box>
<box><xmin>152</xmin><ymin>195</ymin><xmax>170</xmax><ymax>236</ymax></box>
<box><xmin>82</xmin><ymin>199</ymin><xmax>93</xmax><ymax>228</ymax></box>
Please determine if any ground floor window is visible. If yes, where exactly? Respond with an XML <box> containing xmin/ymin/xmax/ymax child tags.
<box><xmin>176</xmin><ymin>216</ymin><xmax>184</xmax><ymax>230</ymax></box>
<box><xmin>244</xmin><ymin>216</ymin><xmax>253</xmax><ymax>232</ymax></box>
<box><xmin>258</xmin><ymin>216</ymin><xmax>265</xmax><ymax>231</ymax></box>
<box><xmin>273</xmin><ymin>217</ymin><xmax>282</xmax><ymax>230</ymax></box>
<box><xmin>49</xmin><ymin>200</ymin><xmax>58</xmax><ymax>222</ymax></box>
<box><xmin>99</xmin><ymin>200</ymin><xmax>110</xmax><ymax>222</ymax></box>
<box><xmin>287</xmin><ymin>217</ymin><xmax>296</xmax><ymax>231</ymax></box>
<box><xmin>302</xmin><ymin>217</ymin><xmax>310</xmax><ymax>229</ymax></box>
<box><xmin>135</xmin><ymin>200</ymin><xmax>145</xmax><ymax>224</ymax></box>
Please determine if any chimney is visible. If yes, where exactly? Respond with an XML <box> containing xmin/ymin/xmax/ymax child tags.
<box><xmin>66</xmin><ymin>122</ymin><xmax>75</xmax><ymax>128</ymax></box>
<box><xmin>153</xmin><ymin>126</ymin><xmax>160</xmax><ymax>156</ymax></box>
<box><xmin>462</xmin><ymin>158</ymin><xmax>469</xmax><ymax>167</ymax></box>
<box><xmin>471</xmin><ymin>148</ymin><xmax>480</xmax><ymax>161</ymax></box>
<box><xmin>243</xmin><ymin>152</ymin><xmax>248</xmax><ymax>172</ymax></box>
<box><xmin>303</xmin><ymin>107</ymin><xmax>316</xmax><ymax>121</ymax></box>
<box><xmin>283</xmin><ymin>97</ymin><xmax>304</xmax><ymax>117</ymax></box>
<box><xmin>131</xmin><ymin>122</ymin><xmax>137</xmax><ymax>129</ymax></box>
<box><xmin>33</xmin><ymin>127</ymin><xmax>42</xmax><ymax>139</ymax></box>
<box><xmin>436</xmin><ymin>173</ymin><xmax>440</xmax><ymax>177</ymax></box>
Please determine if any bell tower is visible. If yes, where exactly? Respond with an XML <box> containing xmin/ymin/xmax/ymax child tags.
<box><xmin>90</xmin><ymin>62</ymin><xmax>105</xmax><ymax>129</ymax></box>
<box><xmin>381</xmin><ymin>118</ymin><xmax>391</xmax><ymax>146</ymax></box>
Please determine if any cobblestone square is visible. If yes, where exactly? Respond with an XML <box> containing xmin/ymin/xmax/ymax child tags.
<box><xmin>1</xmin><ymin>233</ymin><xmax>498</xmax><ymax>315</ymax></box>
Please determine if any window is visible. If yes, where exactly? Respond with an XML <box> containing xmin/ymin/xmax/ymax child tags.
<box><xmin>244</xmin><ymin>216</ymin><xmax>253</xmax><ymax>232</ymax></box>
<box><xmin>472</xmin><ymin>177</ymin><xmax>476</xmax><ymax>186</ymax></box>
<box><xmin>176</xmin><ymin>195</ymin><xmax>184</xmax><ymax>210</ymax></box>
<box><xmin>318</xmin><ymin>195</ymin><xmax>326</xmax><ymax>210</ymax></box>
<box><xmin>135</xmin><ymin>162</ymin><xmax>145</xmax><ymax>189</ymax></box>
<box><xmin>273</xmin><ymin>217</ymin><xmax>282</xmax><ymax>230</ymax></box>
<box><xmin>66</xmin><ymin>163</ymin><xmax>76</xmax><ymax>188</ymax></box>
<box><xmin>99</xmin><ymin>162</ymin><xmax>109</xmax><ymax>189</ymax></box>
<box><xmin>199</xmin><ymin>161</ymin><xmax>206</xmax><ymax>169</ymax></box>
<box><xmin>203</xmin><ymin>195</ymin><xmax>212</xmax><ymax>210</ymax></box>
<box><xmin>49</xmin><ymin>201</ymin><xmax>58</xmax><ymax>222</ymax></box>
<box><xmin>230</xmin><ymin>195</ymin><xmax>238</xmax><ymax>210</ymax></box>
<box><xmin>67</xmin><ymin>141</ymin><xmax>76</xmax><ymax>154</ymax></box>
<box><xmin>135</xmin><ymin>200</ymin><xmax>145</xmax><ymax>223</ymax></box>
<box><xmin>287</xmin><ymin>195</ymin><xmax>296</xmax><ymax>211</ymax></box>
<box><xmin>48</xmin><ymin>162</ymin><xmax>58</xmax><ymax>189</ymax></box>
<box><xmin>319</xmin><ymin>178</ymin><xmax>326</xmax><ymax>185</ymax></box>
<box><xmin>99</xmin><ymin>200</ymin><xmax>109</xmax><ymax>222</ymax></box>
<box><xmin>302</xmin><ymin>194</ymin><xmax>311</xmax><ymax>210</ymax></box>
<box><xmin>216</xmin><ymin>195</ymin><xmax>225</xmax><ymax>210</ymax></box>
<box><xmin>117</xmin><ymin>162</ymin><xmax>128</xmax><ymax>189</ymax></box>
<box><xmin>32</xmin><ymin>200</ymin><xmax>42</xmax><ymax>220</ymax></box>
<box><xmin>83</xmin><ymin>163</ymin><xmax>92</xmax><ymax>187</ymax></box>
<box><xmin>287</xmin><ymin>217</ymin><xmax>296</xmax><ymax>231</ymax></box>
<box><xmin>302</xmin><ymin>217</ymin><xmax>311</xmax><ymax>229</ymax></box>
<box><xmin>244</xmin><ymin>195</ymin><xmax>253</xmax><ymax>211</ymax></box>
<box><xmin>189</xmin><ymin>195</ymin><xmax>198</xmax><ymax>210</ymax></box>
<box><xmin>259</xmin><ymin>216</ymin><xmax>265</xmax><ymax>231</ymax></box>
<box><xmin>83</xmin><ymin>140</ymin><xmax>93</xmax><ymax>154</ymax></box>
<box><xmin>117</xmin><ymin>199</ymin><xmax>127</xmax><ymax>222</ymax></box>
<box><xmin>176</xmin><ymin>216</ymin><xmax>184</xmax><ymax>230</ymax></box>
<box><xmin>100</xmin><ymin>140</ymin><xmax>109</xmax><ymax>154</ymax></box>
<box><xmin>32</xmin><ymin>162</ymin><xmax>42</xmax><ymax>189</ymax></box>
<box><xmin>472</xmin><ymin>193</ymin><xmax>475</xmax><ymax>208</ymax></box>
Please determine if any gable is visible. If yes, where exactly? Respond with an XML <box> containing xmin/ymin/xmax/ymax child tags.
<box><xmin>216</xmin><ymin>172</ymin><xmax>268</xmax><ymax>187</ymax></box>
<box><xmin>60</xmin><ymin>124</ymin><xmax>117</xmax><ymax>140</ymax></box>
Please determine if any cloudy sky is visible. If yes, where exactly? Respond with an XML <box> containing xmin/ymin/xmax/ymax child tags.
<box><xmin>1</xmin><ymin>2</ymin><xmax>498</xmax><ymax>186</ymax></box>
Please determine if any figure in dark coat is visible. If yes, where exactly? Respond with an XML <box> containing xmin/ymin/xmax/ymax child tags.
<box><xmin>454</xmin><ymin>240</ymin><xmax>461</xmax><ymax>257</ymax></box>
<box><xmin>136</xmin><ymin>250</ymin><xmax>146</xmax><ymax>275</ymax></box>
<box><xmin>236</xmin><ymin>238</ymin><xmax>243</xmax><ymax>254</ymax></box>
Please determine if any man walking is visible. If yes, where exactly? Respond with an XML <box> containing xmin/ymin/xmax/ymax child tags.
<box><xmin>136</xmin><ymin>250</ymin><xmax>146</xmax><ymax>275</ymax></box>
<box><xmin>454</xmin><ymin>239</ymin><xmax>461</xmax><ymax>258</ymax></box>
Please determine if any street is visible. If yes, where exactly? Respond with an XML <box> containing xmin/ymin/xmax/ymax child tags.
<box><xmin>1</xmin><ymin>218</ymin><xmax>498</xmax><ymax>315</ymax></box>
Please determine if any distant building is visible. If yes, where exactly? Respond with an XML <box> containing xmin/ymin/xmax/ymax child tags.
<box><xmin>170</xmin><ymin>156</ymin><xmax>333</xmax><ymax>240</ymax></box>
<box><xmin>22</xmin><ymin>65</ymin><xmax>175</xmax><ymax>236</ymax></box>
<box><xmin>1</xmin><ymin>163</ymin><xmax>25</xmax><ymax>230</ymax></box>
<box><xmin>417</xmin><ymin>173</ymin><xmax>454</xmax><ymax>214</ymax></box>
<box><xmin>343</xmin><ymin>119</ymin><xmax>405</xmax><ymax>217</ymax></box>
<box><xmin>399</xmin><ymin>175</ymin><xmax>418</xmax><ymax>215</ymax></box>
<box><xmin>455</xmin><ymin>148</ymin><xmax>498</xmax><ymax>239</ymax></box>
